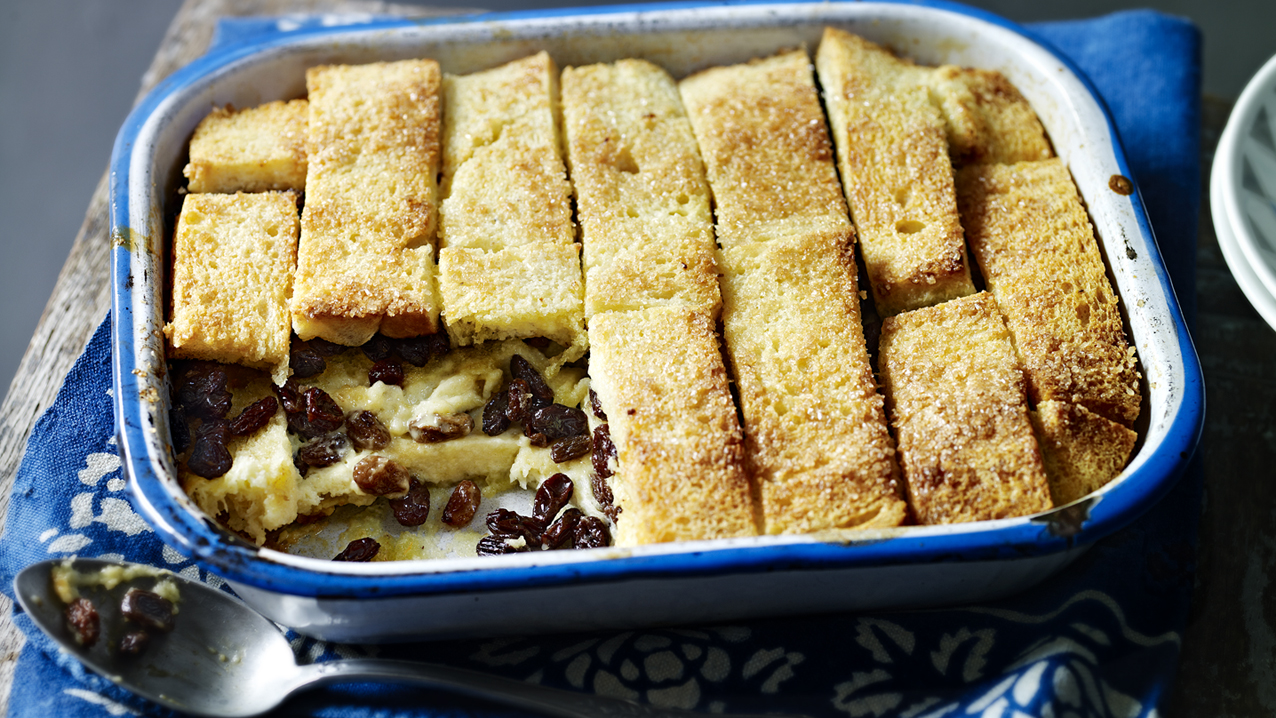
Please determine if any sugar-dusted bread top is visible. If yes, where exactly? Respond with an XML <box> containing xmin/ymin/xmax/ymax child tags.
<box><xmin>956</xmin><ymin>158</ymin><xmax>1141</xmax><ymax>426</ymax></box>
<box><xmin>184</xmin><ymin>99</ymin><xmax>309</xmax><ymax>193</ymax></box>
<box><xmin>291</xmin><ymin>59</ymin><xmax>443</xmax><ymax>346</ymax></box>
<box><xmin>879</xmin><ymin>292</ymin><xmax>1053</xmax><ymax>524</ymax></box>
<box><xmin>588</xmin><ymin>307</ymin><xmax>756</xmax><ymax>545</ymax></box>
<box><xmin>815</xmin><ymin>27</ymin><xmax>975</xmax><ymax>316</ymax></box>
<box><xmin>928</xmin><ymin>66</ymin><xmax>1053</xmax><ymax>167</ymax></box>
<box><xmin>437</xmin><ymin>244</ymin><xmax>585</xmax><ymax>351</ymax></box>
<box><xmin>1031</xmin><ymin>400</ymin><xmax>1138</xmax><ymax>506</ymax></box>
<box><xmin>678</xmin><ymin>49</ymin><xmax>852</xmax><ymax>247</ymax></box>
<box><xmin>440</xmin><ymin>52</ymin><xmax>574</xmax><ymax>252</ymax></box>
<box><xmin>717</xmin><ymin>231</ymin><xmax>906</xmax><ymax>534</ymax></box>
<box><xmin>164</xmin><ymin>191</ymin><xmax>299</xmax><ymax>383</ymax></box>
<box><xmin>562</xmin><ymin>59</ymin><xmax>721</xmax><ymax>317</ymax></box>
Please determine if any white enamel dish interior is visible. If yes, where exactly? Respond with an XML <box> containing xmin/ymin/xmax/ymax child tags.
<box><xmin>111</xmin><ymin>1</ymin><xmax>1204</xmax><ymax>641</ymax></box>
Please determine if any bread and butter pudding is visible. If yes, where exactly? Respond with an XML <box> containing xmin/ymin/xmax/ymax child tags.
<box><xmin>164</xmin><ymin>29</ymin><xmax>1141</xmax><ymax>560</ymax></box>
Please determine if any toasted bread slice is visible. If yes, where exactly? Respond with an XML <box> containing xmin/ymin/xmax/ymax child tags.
<box><xmin>291</xmin><ymin>60</ymin><xmax>443</xmax><ymax>346</ymax></box>
<box><xmin>956</xmin><ymin>158</ymin><xmax>1141</xmax><ymax>425</ymax></box>
<box><xmin>439</xmin><ymin>53</ymin><xmax>584</xmax><ymax>353</ymax></box>
<box><xmin>879</xmin><ymin>292</ymin><xmax>1053</xmax><ymax>524</ymax></box>
<box><xmin>562</xmin><ymin>59</ymin><xmax>721</xmax><ymax>317</ymax></box>
<box><xmin>815</xmin><ymin>28</ymin><xmax>975</xmax><ymax>316</ymax></box>
<box><xmin>588</xmin><ymin>307</ymin><xmax>756</xmax><ymax>544</ymax></box>
<box><xmin>717</xmin><ymin>232</ymin><xmax>907</xmax><ymax>534</ymax></box>
<box><xmin>678</xmin><ymin>49</ymin><xmax>851</xmax><ymax>247</ymax></box>
<box><xmin>928</xmin><ymin>66</ymin><xmax>1053</xmax><ymax>167</ymax></box>
<box><xmin>164</xmin><ymin>192</ymin><xmax>299</xmax><ymax>383</ymax></box>
<box><xmin>1031</xmin><ymin>400</ymin><xmax>1138</xmax><ymax>506</ymax></box>
<box><xmin>439</xmin><ymin>52</ymin><xmax>574</xmax><ymax>251</ymax></box>
<box><xmin>437</xmin><ymin>243</ymin><xmax>585</xmax><ymax>350</ymax></box>
<box><xmin>183</xmin><ymin>99</ymin><xmax>309</xmax><ymax>193</ymax></box>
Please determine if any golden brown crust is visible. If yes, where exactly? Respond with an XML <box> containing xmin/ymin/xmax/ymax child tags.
<box><xmin>439</xmin><ymin>52</ymin><xmax>574</xmax><ymax>251</ymax></box>
<box><xmin>718</xmin><ymin>232</ymin><xmax>906</xmax><ymax>534</ymax></box>
<box><xmin>165</xmin><ymin>192</ymin><xmax>299</xmax><ymax>382</ymax></box>
<box><xmin>291</xmin><ymin>60</ymin><xmax>443</xmax><ymax>346</ymax></box>
<box><xmin>929</xmin><ymin>66</ymin><xmax>1053</xmax><ymax>167</ymax></box>
<box><xmin>1031</xmin><ymin>400</ymin><xmax>1138</xmax><ymax>505</ymax></box>
<box><xmin>562</xmin><ymin>59</ymin><xmax>721</xmax><ymax>317</ymax></box>
<box><xmin>956</xmin><ymin>159</ymin><xmax>1141</xmax><ymax>425</ymax></box>
<box><xmin>588</xmin><ymin>307</ymin><xmax>756</xmax><ymax>544</ymax></box>
<box><xmin>438</xmin><ymin>53</ymin><xmax>584</xmax><ymax>352</ymax></box>
<box><xmin>437</xmin><ymin>243</ymin><xmax>585</xmax><ymax>351</ymax></box>
<box><xmin>678</xmin><ymin>49</ymin><xmax>851</xmax><ymax>247</ymax></box>
<box><xmin>815</xmin><ymin>27</ymin><xmax>975</xmax><ymax>316</ymax></box>
<box><xmin>184</xmin><ymin>99</ymin><xmax>309</xmax><ymax>193</ymax></box>
<box><xmin>879</xmin><ymin>292</ymin><xmax>1053</xmax><ymax>524</ymax></box>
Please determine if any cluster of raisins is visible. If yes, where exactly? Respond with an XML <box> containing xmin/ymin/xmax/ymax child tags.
<box><xmin>64</xmin><ymin>587</ymin><xmax>176</xmax><ymax>657</ymax></box>
<box><xmin>476</xmin><ymin>473</ymin><xmax>611</xmax><ymax>555</ymax></box>
<box><xmin>482</xmin><ymin>355</ymin><xmax>592</xmax><ymax>463</ymax></box>
<box><xmin>171</xmin><ymin>362</ymin><xmax>280</xmax><ymax>479</ymax></box>
<box><xmin>331</xmin><ymin>478</ymin><xmax>485</xmax><ymax>562</ymax></box>
<box><xmin>587</xmin><ymin>390</ymin><xmax>621</xmax><ymax>523</ymax></box>
<box><xmin>290</xmin><ymin>330</ymin><xmax>451</xmax><ymax>386</ymax></box>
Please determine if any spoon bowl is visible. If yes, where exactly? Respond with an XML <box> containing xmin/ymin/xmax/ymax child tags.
<box><xmin>14</xmin><ymin>558</ymin><xmax>804</xmax><ymax>718</ymax></box>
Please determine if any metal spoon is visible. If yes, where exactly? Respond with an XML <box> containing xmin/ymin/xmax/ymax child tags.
<box><xmin>15</xmin><ymin>558</ymin><xmax>805</xmax><ymax>718</ymax></box>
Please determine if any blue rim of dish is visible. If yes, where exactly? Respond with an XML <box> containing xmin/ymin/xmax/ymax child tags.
<box><xmin>110</xmin><ymin>0</ymin><xmax>1205</xmax><ymax>599</ymax></box>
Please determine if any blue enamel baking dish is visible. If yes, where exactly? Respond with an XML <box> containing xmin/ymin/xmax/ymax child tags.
<box><xmin>109</xmin><ymin>0</ymin><xmax>1204</xmax><ymax>641</ymax></box>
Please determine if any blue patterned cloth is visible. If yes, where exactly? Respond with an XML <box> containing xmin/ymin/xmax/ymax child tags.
<box><xmin>0</xmin><ymin>8</ymin><xmax>1202</xmax><ymax>717</ymax></box>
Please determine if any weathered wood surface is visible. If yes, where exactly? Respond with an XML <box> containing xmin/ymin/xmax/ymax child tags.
<box><xmin>0</xmin><ymin>1</ymin><xmax>461</xmax><ymax>713</ymax></box>
<box><xmin>0</xmin><ymin>3</ymin><xmax>1272</xmax><ymax>716</ymax></box>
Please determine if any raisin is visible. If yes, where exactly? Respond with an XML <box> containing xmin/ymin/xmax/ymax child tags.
<box><xmin>369</xmin><ymin>359</ymin><xmax>404</xmax><ymax>387</ymax></box>
<box><xmin>510</xmin><ymin>355</ymin><xmax>554</xmax><ymax>407</ymax></box>
<box><xmin>360</xmin><ymin>335</ymin><xmax>395</xmax><ymax>362</ymax></box>
<box><xmin>485</xmin><ymin>508</ymin><xmax>526</xmax><ymax>537</ymax></box>
<box><xmin>188</xmin><ymin>420</ymin><xmax>232</xmax><ymax>478</ymax></box>
<box><xmin>290</xmin><ymin>337</ymin><xmax>326</xmax><ymax>378</ymax></box>
<box><xmin>302</xmin><ymin>387</ymin><xmax>344</xmax><ymax>438</ymax></box>
<box><xmin>65</xmin><ymin>597</ymin><xmax>100</xmax><ymax>647</ymax></box>
<box><xmin>544</xmin><ymin>508</ymin><xmax>583</xmax><ymax>550</ymax></box>
<box><xmin>309</xmin><ymin>337</ymin><xmax>346</xmax><ymax>356</ymax></box>
<box><xmin>476</xmin><ymin>535</ymin><xmax>521</xmax><ymax>556</ymax></box>
<box><xmin>389</xmin><ymin>478</ymin><xmax>430</xmax><ymax>526</ymax></box>
<box><xmin>532</xmin><ymin>473</ymin><xmax>574</xmax><ymax>524</ymax></box>
<box><xmin>177</xmin><ymin>363</ymin><xmax>232</xmax><ymax>420</ymax></box>
<box><xmin>352</xmin><ymin>455</ymin><xmax>410</xmax><ymax>495</ymax></box>
<box><xmin>482</xmin><ymin>388</ymin><xmax>511</xmax><ymax>435</ymax></box>
<box><xmin>297</xmin><ymin>432</ymin><xmax>348</xmax><ymax>469</ymax></box>
<box><xmin>274</xmin><ymin>379</ymin><xmax>304</xmax><ymax>415</ymax></box>
<box><xmin>334</xmin><ymin>537</ymin><xmax>380</xmax><ymax>562</ymax></box>
<box><xmin>169</xmin><ymin>403</ymin><xmax>190</xmax><ymax>454</ymax></box>
<box><xmin>551</xmin><ymin>434</ymin><xmax>591</xmax><ymax>463</ymax></box>
<box><xmin>396</xmin><ymin>329</ymin><xmax>449</xmax><ymax>366</ymax></box>
<box><xmin>346</xmin><ymin>410</ymin><xmax>390</xmax><ymax>451</ymax></box>
<box><xmin>592</xmin><ymin>424</ymin><xmax>616</xmax><ymax>479</ymax></box>
<box><xmin>589</xmin><ymin>389</ymin><xmax>607</xmax><ymax>421</ymax></box>
<box><xmin>574</xmin><ymin>516</ymin><xmax>612</xmax><ymax>549</ymax></box>
<box><xmin>229</xmin><ymin>396</ymin><xmax>278</xmax><ymax>437</ymax></box>
<box><xmin>118</xmin><ymin>630</ymin><xmax>150</xmax><ymax>656</ymax></box>
<box><xmin>121</xmin><ymin>588</ymin><xmax>175</xmax><ymax>632</ymax></box>
<box><xmin>526</xmin><ymin>405</ymin><xmax>589</xmax><ymax>446</ymax></box>
<box><xmin>592</xmin><ymin>473</ymin><xmax>621</xmax><ymax>523</ymax></box>
<box><xmin>505</xmin><ymin>378</ymin><xmax>534</xmax><ymax>425</ymax></box>
<box><xmin>442</xmin><ymin>480</ymin><xmax>481</xmax><ymax>527</ymax></box>
<box><xmin>408</xmin><ymin>412</ymin><xmax>473</xmax><ymax>443</ymax></box>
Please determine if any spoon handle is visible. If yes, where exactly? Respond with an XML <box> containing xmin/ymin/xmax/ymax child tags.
<box><xmin>294</xmin><ymin>659</ymin><xmax>805</xmax><ymax>718</ymax></box>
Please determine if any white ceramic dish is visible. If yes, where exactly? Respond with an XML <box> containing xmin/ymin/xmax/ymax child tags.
<box><xmin>110</xmin><ymin>0</ymin><xmax>1204</xmax><ymax>642</ymax></box>
<box><xmin>1212</xmin><ymin>50</ymin><xmax>1276</xmax><ymax>330</ymax></box>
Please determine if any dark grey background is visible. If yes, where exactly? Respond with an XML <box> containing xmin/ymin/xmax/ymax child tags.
<box><xmin>0</xmin><ymin>0</ymin><xmax>1270</xmax><ymax>393</ymax></box>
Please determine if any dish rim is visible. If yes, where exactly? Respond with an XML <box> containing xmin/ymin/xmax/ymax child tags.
<box><xmin>109</xmin><ymin>0</ymin><xmax>1205</xmax><ymax>600</ymax></box>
